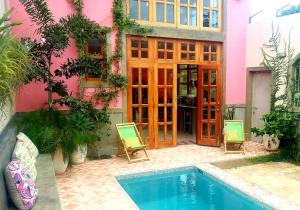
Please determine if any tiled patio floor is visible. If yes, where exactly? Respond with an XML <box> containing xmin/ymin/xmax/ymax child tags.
<box><xmin>227</xmin><ymin>162</ymin><xmax>300</xmax><ymax>207</ymax></box>
<box><xmin>56</xmin><ymin>141</ymin><xmax>269</xmax><ymax>210</ymax></box>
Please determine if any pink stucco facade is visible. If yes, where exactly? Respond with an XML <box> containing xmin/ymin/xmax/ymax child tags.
<box><xmin>225</xmin><ymin>0</ymin><xmax>250</xmax><ymax>104</ymax></box>
<box><xmin>10</xmin><ymin>0</ymin><xmax>250</xmax><ymax>112</ymax></box>
<box><xmin>10</xmin><ymin>0</ymin><xmax>121</xmax><ymax>112</ymax></box>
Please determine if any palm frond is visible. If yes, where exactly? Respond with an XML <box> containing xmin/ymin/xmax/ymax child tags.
<box><xmin>19</xmin><ymin>0</ymin><xmax>54</xmax><ymax>32</ymax></box>
<box><xmin>0</xmin><ymin>9</ymin><xmax>22</xmax><ymax>33</ymax></box>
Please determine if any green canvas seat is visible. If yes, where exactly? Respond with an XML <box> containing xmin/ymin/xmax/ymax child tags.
<box><xmin>123</xmin><ymin>137</ymin><xmax>145</xmax><ymax>150</ymax></box>
<box><xmin>116</xmin><ymin>123</ymin><xmax>150</xmax><ymax>163</ymax></box>
<box><xmin>223</xmin><ymin>120</ymin><xmax>246</xmax><ymax>154</ymax></box>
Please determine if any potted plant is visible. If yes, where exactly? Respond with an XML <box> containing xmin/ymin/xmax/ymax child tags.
<box><xmin>65</xmin><ymin>111</ymin><xmax>97</xmax><ymax>165</ymax></box>
<box><xmin>251</xmin><ymin>25</ymin><xmax>298</xmax><ymax>151</ymax></box>
<box><xmin>251</xmin><ymin>111</ymin><xmax>297</xmax><ymax>151</ymax></box>
<box><xmin>14</xmin><ymin>110</ymin><xmax>69</xmax><ymax>173</ymax></box>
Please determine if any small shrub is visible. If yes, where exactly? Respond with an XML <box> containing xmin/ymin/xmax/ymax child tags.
<box><xmin>251</xmin><ymin>111</ymin><xmax>298</xmax><ymax>141</ymax></box>
<box><xmin>251</xmin><ymin>110</ymin><xmax>300</xmax><ymax>164</ymax></box>
<box><xmin>14</xmin><ymin>109</ymin><xmax>105</xmax><ymax>165</ymax></box>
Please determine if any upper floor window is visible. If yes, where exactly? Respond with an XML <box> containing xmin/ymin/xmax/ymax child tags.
<box><xmin>127</xmin><ymin>0</ymin><xmax>222</xmax><ymax>31</ymax></box>
<box><xmin>294</xmin><ymin>60</ymin><xmax>300</xmax><ymax>107</ymax></box>
<box><xmin>203</xmin><ymin>0</ymin><xmax>219</xmax><ymax>29</ymax></box>
<box><xmin>129</xmin><ymin>0</ymin><xmax>149</xmax><ymax>21</ymax></box>
<box><xmin>180</xmin><ymin>0</ymin><xmax>197</xmax><ymax>27</ymax></box>
<box><xmin>156</xmin><ymin>0</ymin><xmax>175</xmax><ymax>24</ymax></box>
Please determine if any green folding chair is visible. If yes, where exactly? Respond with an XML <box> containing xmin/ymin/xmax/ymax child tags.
<box><xmin>116</xmin><ymin>122</ymin><xmax>150</xmax><ymax>163</ymax></box>
<box><xmin>223</xmin><ymin>120</ymin><xmax>246</xmax><ymax>154</ymax></box>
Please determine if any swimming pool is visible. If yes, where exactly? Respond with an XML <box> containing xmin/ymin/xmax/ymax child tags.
<box><xmin>116</xmin><ymin>166</ymin><xmax>273</xmax><ymax>210</ymax></box>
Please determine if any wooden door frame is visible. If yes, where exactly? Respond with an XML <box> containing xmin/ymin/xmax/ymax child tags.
<box><xmin>197</xmin><ymin>64</ymin><xmax>222</xmax><ymax>146</ymax></box>
<box><xmin>126</xmin><ymin>36</ymin><xmax>223</xmax><ymax>149</ymax></box>
<box><xmin>153</xmin><ymin>62</ymin><xmax>177</xmax><ymax>148</ymax></box>
<box><xmin>127</xmin><ymin>61</ymin><xmax>155</xmax><ymax>148</ymax></box>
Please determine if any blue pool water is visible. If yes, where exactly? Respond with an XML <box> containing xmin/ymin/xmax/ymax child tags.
<box><xmin>117</xmin><ymin>167</ymin><xmax>273</xmax><ymax>210</ymax></box>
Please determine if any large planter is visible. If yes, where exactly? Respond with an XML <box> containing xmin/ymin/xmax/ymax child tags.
<box><xmin>52</xmin><ymin>146</ymin><xmax>69</xmax><ymax>174</ymax></box>
<box><xmin>263</xmin><ymin>134</ymin><xmax>280</xmax><ymax>151</ymax></box>
<box><xmin>71</xmin><ymin>144</ymin><xmax>87</xmax><ymax>165</ymax></box>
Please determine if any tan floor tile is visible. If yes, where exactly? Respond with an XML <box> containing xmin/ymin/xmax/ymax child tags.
<box><xmin>57</xmin><ymin>141</ymin><xmax>269</xmax><ymax>210</ymax></box>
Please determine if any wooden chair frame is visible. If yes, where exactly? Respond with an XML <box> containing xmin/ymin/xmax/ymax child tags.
<box><xmin>116</xmin><ymin>122</ymin><xmax>150</xmax><ymax>163</ymax></box>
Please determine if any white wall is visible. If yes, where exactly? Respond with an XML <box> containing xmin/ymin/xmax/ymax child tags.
<box><xmin>246</xmin><ymin>13</ymin><xmax>300</xmax><ymax>67</ymax></box>
<box><xmin>246</xmin><ymin>12</ymin><xmax>300</xmax><ymax>108</ymax></box>
<box><xmin>0</xmin><ymin>0</ymin><xmax>15</xmax><ymax>133</ymax></box>
<box><xmin>250</xmin><ymin>0</ymin><xmax>299</xmax><ymax>22</ymax></box>
<box><xmin>0</xmin><ymin>0</ymin><xmax>7</xmax><ymax>15</ymax></box>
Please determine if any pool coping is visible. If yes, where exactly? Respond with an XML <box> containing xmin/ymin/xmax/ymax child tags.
<box><xmin>113</xmin><ymin>163</ymin><xmax>300</xmax><ymax>210</ymax></box>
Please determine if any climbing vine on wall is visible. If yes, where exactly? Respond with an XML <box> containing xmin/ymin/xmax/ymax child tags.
<box><xmin>111</xmin><ymin>0</ymin><xmax>152</xmax><ymax>72</ymax></box>
<box><xmin>55</xmin><ymin>0</ymin><xmax>152</xmax><ymax>110</ymax></box>
<box><xmin>19</xmin><ymin>0</ymin><xmax>151</xmax><ymax>116</ymax></box>
<box><xmin>261</xmin><ymin>24</ymin><xmax>294</xmax><ymax>111</ymax></box>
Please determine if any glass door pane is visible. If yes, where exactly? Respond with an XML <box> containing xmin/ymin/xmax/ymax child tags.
<box><xmin>128</xmin><ymin>65</ymin><xmax>150</xmax><ymax>145</ymax></box>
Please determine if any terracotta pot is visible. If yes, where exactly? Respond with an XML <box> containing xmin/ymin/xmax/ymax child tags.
<box><xmin>71</xmin><ymin>144</ymin><xmax>87</xmax><ymax>165</ymax></box>
<box><xmin>263</xmin><ymin>134</ymin><xmax>280</xmax><ymax>151</ymax></box>
<box><xmin>52</xmin><ymin>146</ymin><xmax>69</xmax><ymax>174</ymax></box>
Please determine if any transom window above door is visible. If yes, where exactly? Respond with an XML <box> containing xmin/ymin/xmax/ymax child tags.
<box><xmin>127</xmin><ymin>0</ymin><xmax>222</xmax><ymax>31</ymax></box>
<box><xmin>127</xmin><ymin>37</ymin><xmax>151</xmax><ymax>60</ymax></box>
<box><xmin>202</xmin><ymin>43</ymin><xmax>218</xmax><ymax>62</ymax></box>
<box><xmin>157</xmin><ymin>40</ymin><xmax>175</xmax><ymax>60</ymax></box>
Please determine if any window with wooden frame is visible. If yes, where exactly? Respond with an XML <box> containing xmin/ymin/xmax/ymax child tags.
<box><xmin>203</xmin><ymin>43</ymin><xmax>217</xmax><ymax>62</ymax></box>
<box><xmin>128</xmin><ymin>37</ymin><xmax>150</xmax><ymax>60</ymax></box>
<box><xmin>127</xmin><ymin>0</ymin><xmax>222</xmax><ymax>31</ymax></box>
<box><xmin>179</xmin><ymin>41</ymin><xmax>197</xmax><ymax>61</ymax></box>
<box><xmin>84</xmin><ymin>37</ymin><xmax>106</xmax><ymax>81</ymax></box>
<box><xmin>179</xmin><ymin>0</ymin><xmax>198</xmax><ymax>28</ymax></box>
<box><xmin>157</xmin><ymin>40</ymin><xmax>175</xmax><ymax>60</ymax></box>
<box><xmin>202</xmin><ymin>0</ymin><xmax>220</xmax><ymax>29</ymax></box>
<box><xmin>155</xmin><ymin>0</ymin><xmax>176</xmax><ymax>24</ymax></box>
<box><xmin>129</xmin><ymin>0</ymin><xmax>150</xmax><ymax>21</ymax></box>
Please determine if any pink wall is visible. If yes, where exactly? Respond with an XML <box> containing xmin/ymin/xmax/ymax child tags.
<box><xmin>11</xmin><ymin>0</ymin><xmax>250</xmax><ymax>111</ymax></box>
<box><xmin>10</xmin><ymin>0</ymin><xmax>121</xmax><ymax>112</ymax></box>
<box><xmin>225</xmin><ymin>0</ymin><xmax>250</xmax><ymax>104</ymax></box>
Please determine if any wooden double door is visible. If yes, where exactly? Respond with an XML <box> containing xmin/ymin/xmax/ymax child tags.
<box><xmin>127</xmin><ymin>62</ymin><xmax>177</xmax><ymax>148</ymax></box>
<box><xmin>127</xmin><ymin>36</ymin><xmax>222</xmax><ymax>148</ymax></box>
